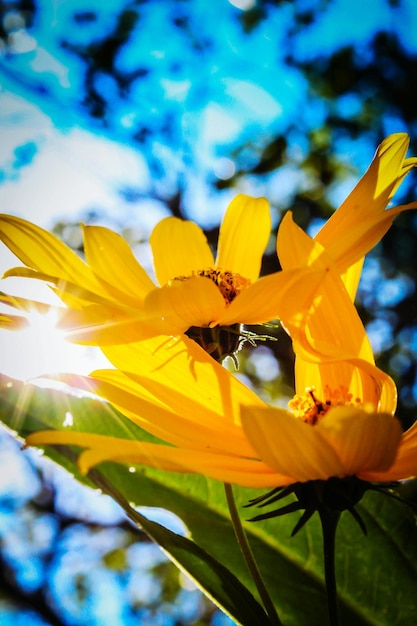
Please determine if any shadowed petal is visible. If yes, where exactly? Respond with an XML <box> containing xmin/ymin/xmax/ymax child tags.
<box><xmin>66</xmin><ymin>368</ymin><xmax>253</xmax><ymax>455</ymax></box>
<box><xmin>217</xmin><ymin>267</ymin><xmax>325</xmax><ymax>326</ymax></box>
<box><xmin>144</xmin><ymin>276</ymin><xmax>226</xmax><ymax>330</ymax></box>
<box><xmin>150</xmin><ymin>217</ymin><xmax>214</xmax><ymax>286</ymax></box>
<box><xmin>216</xmin><ymin>195</ymin><xmax>271</xmax><ymax>282</ymax></box>
<box><xmin>99</xmin><ymin>335</ymin><xmax>265</xmax><ymax>437</ymax></box>
<box><xmin>318</xmin><ymin>407</ymin><xmax>402</xmax><ymax>475</ymax></box>
<box><xmin>361</xmin><ymin>421</ymin><xmax>417</xmax><ymax>482</ymax></box>
<box><xmin>26</xmin><ymin>430</ymin><xmax>289</xmax><ymax>488</ymax></box>
<box><xmin>88</xmin><ymin>370</ymin><xmax>255</xmax><ymax>457</ymax></box>
<box><xmin>294</xmin><ymin>357</ymin><xmax>397</xmax><ymax>415</ymax></box>
<box><xmin>241</xmin><ymin>406</ymin><xmax>343</xmax><ymax>482</ymax></box>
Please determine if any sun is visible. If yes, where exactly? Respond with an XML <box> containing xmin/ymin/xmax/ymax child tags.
<box><xmin>0</xmin><ymin>269</ymin><xmax>109</xmax><ymax>382</ymax></box>
<box><xmin>0</xmin><ymin>304</ymin><xmax>109</xmax><ymax>381</ymax></box>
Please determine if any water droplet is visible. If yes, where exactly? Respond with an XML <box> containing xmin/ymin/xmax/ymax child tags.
<box><xmin>63</xmin><ymin>411</ymin><xmax>73</xmax><ymax>427</ymax></box>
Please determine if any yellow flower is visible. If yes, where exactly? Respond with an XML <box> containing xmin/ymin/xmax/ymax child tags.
<box><xmin>0</xmin><ymin>194</ymin><xmax>280</xmax><ymax>346</ymax></box>
<box><xmin>0</xmin><ymin>312</ymin><xmax>29</xmax><ymax>330</ymax></box>
<box><xmin>26</xmin><ymin>254</ymin><xmax>417</xmax><ymax>490</ymax></box>
<box><xmin>1</xmin><ymin>133</ymin><xmax>416</xmax><ymax>355</ymax></box>
<box><xmin>279</xmin><ymin>132</ymin><xmax>417</xmax><ymax>300</ymax></box>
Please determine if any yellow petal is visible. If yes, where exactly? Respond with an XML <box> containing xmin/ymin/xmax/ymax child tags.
<box><xmin>277</xmin><ymin>211</ymin><xmax>324</xmax><ymax>270</ymax></box>
<box><xmin>317</xmin><ymin>134</ymin><xmax>409</xmax><ymax>243</ymax></box>
<box><xmin>340</xmin><ymin>258</ymin><xmax>363</xmax><ymax>301</ymax></box>
<box><xmin>241</xmin><ymin>406</ymin><xmax>344</xmax><ymax>482</ymax></box>
<box><xmin>44</xmin><ymin>373</ymin><xmax>222</xmax><ymax>450</ymax></box>
<box><xmin>79</xmin><ymin>444</ymin><xmax>287</xmax><ymax>488</ymax></box>
<box><xmin>284</xmin><ymin>257</ymin><xmax>375</xmax><ymax>364</ymax></box>
<box><xmin>101</xmin><ymin>335</ymin><xmax>264</xmax><ymax>429</ymax></box>
<box><xmin>144</xmin><ymin>276</ymin><xmax>226</xmax><ymax>331</ymax></box>
<box><xmin>318</xmin><ymin>407</ymin><xmax>402</xmax><ymax>475</ymax></box>
<box><xmin>57</xmin><ymin>305</ymin><xmax>163</xmax><ymax>345</ymax></box>
<box><xmin>216</xmin><ymin>194</ymin><xmax>271</xmax><ymax>282</ymax></box>
<box><xmin>217</xmin><ymin>267</ymin><xmax>326</xmax><ymax>326</ymax></box>
<box><xmin>0</xmin><ymin>313</ymin><xmax>29</xmax><ymax>330</ymax></box>
<box><xmin>294</xmin><ymin>357</ymin><xmax>397</xmax><ymax>415</ymax></box>
<box><xmin>0</xmin><ymin>214</ymin><xmax>104</xmax><ymax>294</ymax></box>
<box><xmin>150</xmin><ymin>217</ymin><xmax>214</xmax><ymax>286</ymax></box>
<box><xmin>0</xmin><ymin>292</ymin><xmax>53</xmax><ymax>315</ymax></box>
<box><xmin>277</xmin><ymin>211</ymin><xmax>365</xmax><ymax>299</ymax></box>
<box><xmin>26</xmin><ymin>430</ymin><xmax>287</xmax><ymax>488</ymax></box>
<box><xmin>314</xmin><ymin>133</ymin><xmax>417</xmax><ymax>271</ymax></box>
<box><xmin>361</xmin><ymin>421</ymin><xmax>417</xmax><ymax>482</ymax></box>
<box><xmin>82</xmin><ymin>225</ymin><xmax>155</xmax><ymax>304</ymax></box>
<box><xmin>2</xmin><ymin>266</ymin><xmax>118</xmax><ymax>308</ymax></box>
<box><xmin>321</xmin><ymin>200</ymin><xmax>417</xmax><ymax>274</ymax></box>
<box><xmin>87</xmin><ymin>368</ymin><xmax>255</xmax><ymax>456</ymax></box>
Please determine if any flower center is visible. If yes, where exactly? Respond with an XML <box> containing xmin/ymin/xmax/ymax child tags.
<box><xmin>289</xmin><ymin>385</ymin><xmax>362</xmax><ymax>426</ymax></box>
<box><xmin>177</xmin><ymin>268</ymin><xmax>254</xmax><ymax>364</ymax></box>
<box><xmin>172</xmin><ymin>268</ymin><xmax>251</xmax><ymax>305</ymax></box>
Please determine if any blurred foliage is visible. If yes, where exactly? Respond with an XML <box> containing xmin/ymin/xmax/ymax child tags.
<box><xmin>0</xmin><ymin>431</ymin><xmax>229</xmax><ymax>626</ymax></box>
<box><xmin>1</xmin><ymin>0</ymin><xmax>417</xmax><ymax>623</ymax></box>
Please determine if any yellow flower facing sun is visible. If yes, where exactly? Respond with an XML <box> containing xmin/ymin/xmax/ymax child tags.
<box><xmin>1</xmin><ymin>133</ymin><xmax>416</xmax><ymax>360</ymax></box>
<box><xmin>1</xmin><ymin>194</ymin><xmax>317</xmax><ymax>359</ymax></box>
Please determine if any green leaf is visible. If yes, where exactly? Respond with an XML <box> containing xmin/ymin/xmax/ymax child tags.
<box><xmin>1</xmin><ymin>374</ymin><xmax>417</xmax><ymax>625</ymax></box>
<box><xmin>0</xmin><ymin>374</ymin><xmax>269</xmax><ymax>626</ymax></box>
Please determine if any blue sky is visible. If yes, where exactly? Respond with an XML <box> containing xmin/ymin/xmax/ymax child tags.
<box><xmin>1</xmin><ymin>0</ymin><xmax>415</xmax><ymax>232</ymax></box>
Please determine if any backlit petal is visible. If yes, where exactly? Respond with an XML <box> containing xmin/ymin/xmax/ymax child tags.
<box><xmin>0</xmin><ymin>214</ymin><xmax>104</xmax><ymax>294</ymax></box>
<box><xmin>216</xmin><ymin>194</ymin><xmax>271</xmax><ymax>281</ymax></box>
<box><xmin>316</xmin><ymin>134</ymin><xmax>409</xmax><ymax>245</ymax></box>
<box><xmin>57</xmin><ymin>305</ymin><xmax>163</xmax><ymax>345</ymax></box>
<box><xmin>83</xmin><ymin>225</ymin><xmax>155</xmax><ymax>304</ymax></box>
<box><xmin>314</xmin><ymin>133</ymin><xmax>417</xmax><ymax>271</ymax></box>
<box><xmin>150</xmin><ymin>217</ymin><xmax>214</xmax><ymax>286</ymax></box>
<box><xmin>320</xmin><ymin>200</ymin><xmax>417</xmax><ymax>274</ymax></box>
<box><xmin>279</xmin><ymin>242</ymin><xmax>374</xmax><ymax>363</ymax></box>
<box><xmin>277</xmin><ymin>211</ymin><xmax>365</xmax><ymax>298</ymax></box>
<box><xmin>0</xmin><ymin>292</ymin><xmax>55</xmax><ymax>315</ymax></box>
<box><xmin>0</xmin><ymin>313</ymin><xmax>29</xmax><ymax>330</ymax></box>
<box><xmin>79</xmin><ymin>444</ymin><xmax>288</xmax><ymax>488</ymax></box>
<box><xmin>241</xmin><ymin>406</ymin><xmax>343</xmax><ymax>482</ymax></box>
<box><xmin>3</xmin><ymin>267</ymin><xmax>118</xmax><ymax>308</ymax></box>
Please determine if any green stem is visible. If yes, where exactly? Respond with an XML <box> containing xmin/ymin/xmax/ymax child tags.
<box><xmin>224</xmin><ymin>483</ymin><xmax>282</xmax><ymax>626</ymax></box>
<box><xmin>319</xmin><ymin>509</ymin><xmax>341</xmax><ymax>626</ymax></box>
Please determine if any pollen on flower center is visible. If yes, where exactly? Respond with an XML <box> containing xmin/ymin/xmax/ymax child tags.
<box><xmin>289</xmin><ymin>385</ymin><xmax>363</xmax><ymax>426</ymax></box>
<box><xmin>172</xmin><ymin>268</ymin><xmax>251</xmax><ymax>305</ymax></box>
